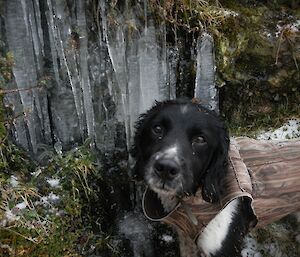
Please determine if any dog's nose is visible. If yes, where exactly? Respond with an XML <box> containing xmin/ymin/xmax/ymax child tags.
<box><xmin>154</xmin><ymin>158</ymin><xmax>180</xmax><ymax>180</ymax></box>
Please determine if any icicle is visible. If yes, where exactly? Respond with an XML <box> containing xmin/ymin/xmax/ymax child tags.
<box><xmin>33</xmin><ymin>0</ymin><xmax>45</xmax><ymax>56</ymax></box>
<box><xmin>158</xmin><ymin>22</ymin><xmax>168</xmax><ymax>99</ymax></box>
<box><xmin>138</xmin><ymin>23</ymin><xmax>161</xmax><ymax>113</ymax></box>
<box><xmin>28</xmin><ymin>0</ymin><xmax>52</xmax><ymax>145</ymax></box>
<box><xmin>194</xmin><ymin>32</ymin><xmax>219</xmax><ymax>113</ymax></box>
<box><xmin>56</xmin><ymin>27</ymin><xmax>84</xmax><ymax>140</ymax></box>
<box><xmin>144</xmin><ymin>0</ymin><xmax>148</xmax><ymax>34</ymax></box>
<box><xmin>76</xmin><ymin>0</ymin><xmax>95</xmax><ymax>145</ymax></box>
<box><xmin>167</xmin><ymin>47</ymin><xmax>179</xmax><ymax>100</ymax></box>
<box><xmin>45</xmin><ymin>0</ymin><xmax>61</xmax><ymax>86</ymax></box>
<box><xmin>5</xmin><ymin>0</ymin><xmax>42</xmax><ymax>153</ymax></box>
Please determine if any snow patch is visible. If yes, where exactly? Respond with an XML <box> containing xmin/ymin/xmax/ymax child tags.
<box><xmin>257</xmin><ymin>119</ymin><xmax>300</xmax><ymax>140</ymax></box>
<box><xmin>47</xmin><ymin>178</ymin><xmax>60</xmax><ymax>188</ymax></box>
<box><xmin>10</xmin><ymin>176</ymin><xmax>19</xmax><ymax>187</ymax></box>
<box><xmin>48</xmin><ymin>192</ymin><xmax>60</xmax><ymax>201</ymax></box>
<box><xmin>40</xmin><ymin>192</ymin><xmax>60</xmax><ymax>207</ymax></box>
<box><xmin>15</xmin><ymin>201</ymin><xmax>27</xmax><ymax>210</ymax></box>
<box><xmin>242</xmin><ymin>235</ymin><xmax>262</xmax><ymax>257</ymax></box>
<box><xmin>5</xmin><ymin>210</ymin><xmax>19</xmax><ymax>222</ymax></box>
<box><xmin>161</xmin><ymin>234</ymin><xmax>174</xmax><ymax>243</ymax></box>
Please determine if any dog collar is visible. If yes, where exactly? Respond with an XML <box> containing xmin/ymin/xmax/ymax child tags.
<box><xmin>142</xmin><ymin>187</ymin><xmax>199</xmax><ymax>226</ymax></box>
<box><xmin>142</xmin><ymin>187</ymin><xmax>180</xmax><ymax>221</ymax></box>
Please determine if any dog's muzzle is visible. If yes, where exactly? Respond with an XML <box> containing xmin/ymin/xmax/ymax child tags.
<box><xmin>145</xmin><ymin>146</ymin><xmax>185</xmax><ymax>196</ymax></box>
<box><xmin>153</xmin><ymin>157</ymin><xmax>180</xmax><ymax>181</ymax></box>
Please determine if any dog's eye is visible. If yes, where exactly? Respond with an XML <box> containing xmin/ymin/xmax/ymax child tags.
<box><xmin>192</xmin><ymin>136</ymin><xmax>206</xmax><ymax>147</ymax></box>
<box><xmin>152</xmin><ymin>125</ymin><xmax>163</xmax><ymax>136</ymax></box>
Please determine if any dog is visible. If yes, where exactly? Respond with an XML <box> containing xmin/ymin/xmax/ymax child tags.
<box><xmin>132</xmin><ymin>99</ymin><xmax>260</xmax><ymax>257</ymax></box>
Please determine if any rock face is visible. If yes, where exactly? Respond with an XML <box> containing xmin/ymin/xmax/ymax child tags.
<box><xmin>1</xmin><ymin>0</ymin><xmax>224</xmax><ymax>156</ymax></box>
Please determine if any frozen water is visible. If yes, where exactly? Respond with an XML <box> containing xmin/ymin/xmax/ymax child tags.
<box><xmin>10</xmin><ymin>176</ymin><xmax>19</xmax><ymax>187</ymax></box>
<box><xmin>15</xmin><ymin>202</ymin><xmax>27</xmax><ymax>210</ymax></box>
<box><xmin>242</xmin><ymin>235</ymin><xmax>261</xmax><ymax>257</ymax></box>
<box><xmin>257</xmin><ymin>119</ymin><xmax>300</xmax><ymax>140</ymax></box>
<box><xmin>195</xmin><ymin>33</ymin><xmax>218</xmax><ymax>112</ymax></box>
<box><xmin>138</xmin><ymin>24</ymin><xmax>161</xmax><ymax>113</ymax></box>
<box><xmin>5</xmin><ymin>0</ymin><xmax>44</xmax><ymax>153</ymax></box>
<box><xmin>40</xmin><ymin>192</ymin><xmax>60</xmax><ymax>207</ymax></box>
<box><xmin>4</xmin><ymin>210</ymin><xmax>19</xmax><ymax>223</ymax></box>
<box><xmin>161</xmin><ymin>234</ymin><xmax>174</xmax><ymax>243</ymax></box>
<box><xmin>47</xmin><ymin>178</ymin><xmax>60</xmax><ymax>188</ymax></box>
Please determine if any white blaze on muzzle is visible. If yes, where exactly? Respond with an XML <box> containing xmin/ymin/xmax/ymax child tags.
<box><xmin>155</xmin><ymin>144</ymin><xmax>180</xmax><ymax>162</ymax></box>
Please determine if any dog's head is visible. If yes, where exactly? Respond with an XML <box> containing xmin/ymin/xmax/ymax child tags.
<box><xmin>132</xmin><ymin>99</ymin><xmax>229</xmax><ymax>203</ymax></box>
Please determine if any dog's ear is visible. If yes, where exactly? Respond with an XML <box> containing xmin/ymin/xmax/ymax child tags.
<box><xmin>130</xmin><ymin>101</ymin><xmax>166</xmax><ymax>180</ymax></box>
<box><xmin>201</xmin><ymin>126</ymin><xmax>230</xmax><ymax>203</ymax></box>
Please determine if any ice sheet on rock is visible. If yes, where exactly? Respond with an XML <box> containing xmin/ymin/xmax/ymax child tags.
<box><xmin>5</xmin><ymin>0</ymin><xmax>46</xmax><ymax>153</ymax></box>
<box><xmin>104</xmin><ymin>11</ymin><xmax>174</xmax><ymax>147</ymax></box>
<box><xmin>76</xmin><ymin>0</ymin><xmax>95</xmax><ymax>143</ymax></box>
<box><xmin>4</xmin><ymin>0</ymin><xmax>175</xmax><ymax>153</ymax></box>
<box><xmin>105</xmin><ymin>21</ymin><xmax>130</xmax><ymax>144</ymax></box>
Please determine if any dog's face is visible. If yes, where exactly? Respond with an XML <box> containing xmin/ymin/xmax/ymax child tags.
<box><xmin>132</xmin><ymin>100</ymin><xmax>229</xmax><ymax>202</ymax></box>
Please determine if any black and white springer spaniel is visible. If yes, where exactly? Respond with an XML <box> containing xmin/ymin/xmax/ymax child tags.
<box><xmin>132</xmin><ymin>99</ymin><xmax>253</xmax><ymax>257</ymax></box>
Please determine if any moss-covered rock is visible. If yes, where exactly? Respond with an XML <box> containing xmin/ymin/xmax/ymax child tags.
<box><xmin>215</xmin><ymin>1</ymin><xmax>300</xmax><ymax>134</ymax></box>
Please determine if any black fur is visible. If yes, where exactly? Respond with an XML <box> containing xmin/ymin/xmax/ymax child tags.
<box><xmin>132</xmin><ymin>99</ymin><xmax>229</xmax><ymax>202</ymax></box>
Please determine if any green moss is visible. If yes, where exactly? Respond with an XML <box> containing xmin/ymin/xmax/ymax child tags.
<box><xmin>214</xmin><ymin>3</ymin><xmax>300</xmax><ymax>134</ymax></box>
<box><xmin>145</xmin><ymin>1</ymin><xmax>299</xmax><ymax>132</ymax></box>
<box><xmin>0</xmin><ymin>52</ymin><xmax>14</xmax><ymax>141</ymax></box>
<box><xmin>0</xmin><ymin>52</ymin><xmax>14</xmax><ymax>84</ymax></box>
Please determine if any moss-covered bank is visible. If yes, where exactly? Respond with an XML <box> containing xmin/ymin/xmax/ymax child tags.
<box><xmin>148</xmin><ymin>0</ymin><xmax>299</xmax><ymax>134</ymax></box>
<box><xmin>216</xmin><ymin>1</ymin><xmax>300</xmax><ymax>135</ymax></box>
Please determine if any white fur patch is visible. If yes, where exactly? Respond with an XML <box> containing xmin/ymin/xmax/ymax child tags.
<box><xmin>180</xmin><ymin>105</ymin><xmax>189</xmax><ymax>114</ymax></box>
<box><xmin>146</xmin><ymin>144</ymin><xmax>183</xmax><ymax>197</ymax></box>
<box><xmin>197</xmin><ymin>198</ymin><xmax>238</xmax><ymax>256</ymax></box>
<box><xmin>155</xmin><ymin>145</ymin><xmax>179</xmax><ymax>161</ymax></box>
<box><xmin>164</xmin><ymin>145</ymin><xmax>178</xmax><ymax>157</ymax></box>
